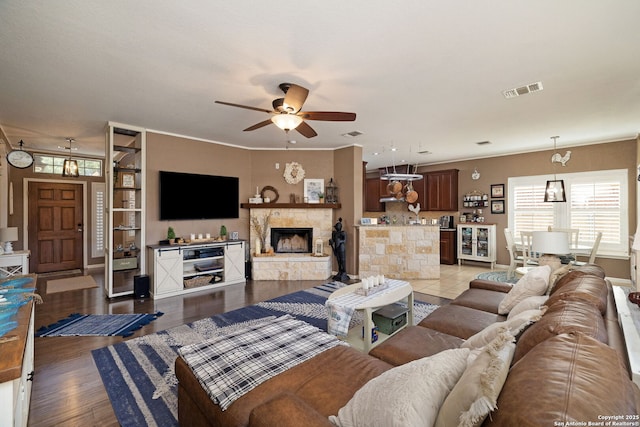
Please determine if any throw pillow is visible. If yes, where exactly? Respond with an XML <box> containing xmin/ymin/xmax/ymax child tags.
<box><xmin>435</xmin><ymin>331</ymin><xmax>516</xmax><ymax>427</ymax></box>
<box><xmin>507</xmin><ymin>295</ymin><xmax>549</xmax><ymax>320</ymax></box>
<box><xmin>329</xmin><ymin>348</ymin><xmax>470</xmax><ymax>427</ymax></box>
<box><xmin>462</xmin><ymin>308</ymin><xmax>545</xmax><ymax>349</ymax></box>
<box><xmin>547</xmin><ymin>264</ymin><xmax>571</xmax><ymax>295</ymax></box>
<box><xmin>497</xmin><ymin>265</ymin><xmax>551</xmax><ymax>315</ymax></box>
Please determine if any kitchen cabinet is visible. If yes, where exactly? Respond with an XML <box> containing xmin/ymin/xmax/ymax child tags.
<box><xmin>425</xmin><ymin>169</ymin><xmax>458</xmax><ymax>211</ymax></box>
<box><xmin>365</xmin><ymin>177</ymin><xmax>384</xmax><ymax>212</ymax></box>
<box><xmin>440</xmin><ymin>230</ymin><xmax>457</xmax><ymax>265</ymax></box>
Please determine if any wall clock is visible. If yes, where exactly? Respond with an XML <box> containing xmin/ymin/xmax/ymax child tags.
<box><xmin>283</xmin><ymin>162</ymin><xmax>305</xmax><ymax>184</ymax></box>
<box><xmin>6</xmin><ymin>140</ymin><xmax>34</xmax><ymax>169</ymax></box>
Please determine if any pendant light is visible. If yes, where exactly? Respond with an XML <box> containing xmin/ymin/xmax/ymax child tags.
<box><xmin>544</xmin><ymin>136</ymin><xmax>566</xmax><ymax>202</ymax></box>
<box><xmin>62</xmin><ymin>138</ymin><xmax>79</xmax><ymax>177</ymax></box>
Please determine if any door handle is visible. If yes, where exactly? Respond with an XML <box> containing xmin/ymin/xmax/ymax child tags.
<box><xmin>78</xmin><ymin>223</ymin><xmax>83</xmax><ymax>232</ymax></box>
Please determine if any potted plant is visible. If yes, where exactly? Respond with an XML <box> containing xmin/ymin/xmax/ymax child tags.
<box><xmin>220</xmin><ymin>225</ymin><xmax>227</xmax><ymax>241</ymax></box>
<box><xmin>167</xmin><ymin>227</ymin><xmax>176</xmax><ymax>244</ymax></box>
<box><xmin>318</xmin><ymin>192</ymin><xmax>325</xmax><ymax>203</ymax></box>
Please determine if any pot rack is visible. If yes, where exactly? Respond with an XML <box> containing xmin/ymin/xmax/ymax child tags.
<box><xmin>379</xmin><ymin>164</ymin><xmax>423</xmax><ymax>181</ymax></box>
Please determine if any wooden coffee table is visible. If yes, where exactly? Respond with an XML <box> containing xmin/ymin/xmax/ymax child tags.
<box><xmin>327</xmin><ymin>280</ymin><xmax>414</xmax><ymax>352</ymax></box>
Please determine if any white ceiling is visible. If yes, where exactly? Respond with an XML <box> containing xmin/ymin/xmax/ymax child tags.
<box><xmin>1</xmin><ymin>1</ymin><xmax>639</xmax><ymax>170</ymax></box>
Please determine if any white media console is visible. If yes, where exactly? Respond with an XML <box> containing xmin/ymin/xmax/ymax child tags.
<box><xmin>147</xmin><ymin>240</ymin><xmax>245</xmax><ymax>299</ymax></box>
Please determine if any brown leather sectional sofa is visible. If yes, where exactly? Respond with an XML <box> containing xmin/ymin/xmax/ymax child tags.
<box><xmin>175</xmin><ymin>264</ymin><xmax>640</xmax><ymax>426</ymax></box>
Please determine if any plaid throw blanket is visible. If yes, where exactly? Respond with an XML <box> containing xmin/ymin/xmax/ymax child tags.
<box><xmin>178</xmin><ymin>315</ymin><xmax>347</xmax><ymax>411</ymax></box>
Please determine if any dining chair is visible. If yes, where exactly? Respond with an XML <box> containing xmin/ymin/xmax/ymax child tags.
<box><xmin>504</xmin><ymin>228</ymin><xmax>526</xmax><ymax>279</ymax></box>
<box><xmin>573</xmin><ymin>231</ymin><xmax>603</xmax><ymax>266</ymax></box>
<box><xmin>519</xmin><ymin>231</ymin><xmax>539</xmax><ymax>266</ymax></box>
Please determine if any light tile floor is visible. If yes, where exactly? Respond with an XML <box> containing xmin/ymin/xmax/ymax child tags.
<box><xmin>411</xmin><ymin>264</ymin><xmax>632</xmax><ymax>300</ymax></box>
<box><xmin>409</xmin><ymin>263</ymin><xmax>495</xmax><ymax>300</ymax></box>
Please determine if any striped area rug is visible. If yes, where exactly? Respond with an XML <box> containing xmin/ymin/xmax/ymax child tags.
<box><xmin>35</xmin><ymin>312</ymin><xmax>164</xmax><ymax>337</ymax></box>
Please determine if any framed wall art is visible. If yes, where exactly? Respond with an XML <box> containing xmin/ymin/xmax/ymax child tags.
<box><xmin>491</xmin><ymin>199</ymin><xmax>505</xmax><ymax>214</ymax></box>
<box><xmin>491</xmin><ymin>184</ymin><xmax>504</xmax><ymax>198</ymax></box>
<box><xmin>304</xmin><ymin>179</ymin><xmax>324</xmax><ymax>203</ymax></box>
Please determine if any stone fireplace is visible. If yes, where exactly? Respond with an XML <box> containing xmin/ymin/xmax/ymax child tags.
<box><xmin>271</xmin><ymin>227</ymin><xmax>313</xmax><ymax>254</ymax></box>
<box><xmin>248</xmin><ymin>206</ymin><xmax>333</xmax><ymax>280</ymax></box>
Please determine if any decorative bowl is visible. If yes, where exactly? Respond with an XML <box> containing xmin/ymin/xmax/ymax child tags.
<box><xmin>628</xmin><ymin>292</ymin><xmax>640</xmax><ymax>306</ymax></box>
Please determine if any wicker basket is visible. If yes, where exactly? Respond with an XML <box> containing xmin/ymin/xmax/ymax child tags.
<box><xmin>184</xmin><ymin>275</ymin><xmax>213</xmax><ymax>289</ymax></box>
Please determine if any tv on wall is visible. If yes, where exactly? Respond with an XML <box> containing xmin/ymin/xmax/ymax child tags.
<box><xmin>159</xmin><ymin>171</ymin><xmax>239</xmax><ymax>220</ymax></box>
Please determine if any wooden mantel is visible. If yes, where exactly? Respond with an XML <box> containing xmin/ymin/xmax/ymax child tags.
<box><xmin>240</xmin><ymin>203</ymin><xmax>341</xmax><ymax>209</ymax></box>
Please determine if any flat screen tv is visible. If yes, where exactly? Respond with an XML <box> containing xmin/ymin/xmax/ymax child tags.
<box><xmin>159</xmin><ymin>171</ymin><xmax>239</xmax><ymax>220</ymax></box>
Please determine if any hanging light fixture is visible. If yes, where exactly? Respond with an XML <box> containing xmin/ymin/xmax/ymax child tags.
<box><xmin>544</xmin><ymin>136</ymin><xmax>566</xmax><ymax>202</ymax></box>
<box><xmin>62</xmin><ymin>137</ymin><xmax>79</xmax><ymax>177</ymax></box>
<box><xmin>271</xmin><ymin>113</ymin><xmax>303</xmax><ymax>131</ymax></box>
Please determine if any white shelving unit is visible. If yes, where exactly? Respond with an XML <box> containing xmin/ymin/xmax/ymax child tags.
<box><xmin>457</xmin><ymin>224</ymin><xmax>496</xmax><ymax>269</ymax></box>
<box><xmin>148</xmin><ymin>241</ymin><xmax>245</xmax><ymax>299</ymax></box>
<box><xmin>104</xmin><ymin>122</ymin><xmax>146</xmax><ymax>297</ymax></box>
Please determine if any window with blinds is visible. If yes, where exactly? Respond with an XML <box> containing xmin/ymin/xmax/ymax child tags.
<box><xmin>508</xmin><ymin>169</ymin><xmax>628</xmax><ymax>257</ymax></box>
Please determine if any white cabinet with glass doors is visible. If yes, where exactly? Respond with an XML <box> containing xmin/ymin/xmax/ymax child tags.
<box><xmin>457</xmin><ymin>224</ymin><xmax>496</xmax><ymax>269</ymax></box>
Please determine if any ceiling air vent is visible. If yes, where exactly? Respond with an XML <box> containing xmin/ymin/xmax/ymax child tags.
<box><xmin>502</xmin><ymin>81</ymin><xmax>543</xmax><ymax>99</ymax></box>
<box><xmin>342</xmin><ymin>130</ymin><xmax>364</xmax><ymax>138</ymax></box>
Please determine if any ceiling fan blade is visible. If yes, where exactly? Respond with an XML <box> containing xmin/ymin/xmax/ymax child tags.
<box><xmin>244</xmin><ymin>119</ymin><xmax>273</xmax><ymax>131</ymax></box>
<box><xmin>298</xmin><ymin>111</ymin><xmax>356</xmax><ymax>121</ymax></box>
<box><xmin>215</xmin><ymin>100</ymin><xmax>272</xmax><ymax>114</ymax></box>
<box><xmin>295</xmin><ymin>121</ymin><xmax>318</xmax><ymax>138</ymax></box>
<box><xmin>283</xmin><ymin>84</ymin><xmax>309</xmax><ymax>113</ymax></box>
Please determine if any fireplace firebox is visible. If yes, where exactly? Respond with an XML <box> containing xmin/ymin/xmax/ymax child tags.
<box><xmin>271</xmin><ymin>228</ymin><xmax>313</xmax><ymax>253</ymax></box>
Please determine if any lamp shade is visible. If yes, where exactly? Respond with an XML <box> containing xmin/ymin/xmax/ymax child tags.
<box><xmin>62</xmin><ymin>158</ymin><xmax>79</xmax><ymax>177</ymax></box>
<box><xmin>532</xmin><ymin>231</ymin><xmax>570</xmax><ymax>255</ymax></box>
<box><xmin>271</xmin><ymin>114</ymin><xmax>303</xmax><ymax>131</ymax></box>
<box><xmin>544</xmin><ymin>180</ymin><xmax>566</xmax><ymax>202</ymax></box>
<box><xmin>0</xmin><ymin>227</ymin><xmax>18</xmax><ymax>242</ymax></box>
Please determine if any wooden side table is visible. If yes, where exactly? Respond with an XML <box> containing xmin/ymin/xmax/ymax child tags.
<box><xmin>0</xmin><ymin>250</ymin><xmax>30</xmax><ymax>277</ymax></box>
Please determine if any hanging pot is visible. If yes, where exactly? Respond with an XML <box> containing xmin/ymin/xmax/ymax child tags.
<box><xmin>387</xmin><ymin>180</ymin><xmax>402</xmax><ymax>195</ymax></box>
<box><xmin>404</xmin><ymin>182</ymin><xmax>418</xmax><ymax>203</ymax></box>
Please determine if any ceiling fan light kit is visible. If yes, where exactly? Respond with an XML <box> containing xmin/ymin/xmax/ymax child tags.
<box><xmin>271</xmin><ymin>114</ymin><xmax>303</xmax><ymax>131</ymax></box>
<box><xmin>216</xmin><ymin>82</ymin><xmax>356</xmax><ymax>138</ymax></box>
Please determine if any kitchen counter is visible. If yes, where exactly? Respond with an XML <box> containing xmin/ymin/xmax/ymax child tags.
<box><xmin>357</xmin><ymin>224</ymin><xmax>440</xmax><ymax>279</ymax></box>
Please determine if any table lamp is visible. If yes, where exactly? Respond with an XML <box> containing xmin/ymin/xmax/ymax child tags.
<box><xmin>532</xmin><ymin>231</ymin><xmax>570</xmax><ymax>270</ymax></box>
<box><xmin>0</xmin><ymin>227</ymin><xmax>18</xmax><ymax>254</ymax></box>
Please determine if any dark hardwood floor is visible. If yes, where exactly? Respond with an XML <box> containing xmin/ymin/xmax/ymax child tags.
<box><xmin>28</xmin><ymin>270</ymin><xmax>449</xmax><ymax>426</ymax></box>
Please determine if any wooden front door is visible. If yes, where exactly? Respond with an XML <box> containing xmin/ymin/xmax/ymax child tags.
<box><xmin>28</xmin><ymin>182</ymin><xmax>83</xmax><ymax>273</ymax></box>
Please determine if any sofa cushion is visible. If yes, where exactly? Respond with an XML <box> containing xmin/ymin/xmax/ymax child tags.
<box><xmin>462</xmin><ymin>308</ymin><xmax>545</xmax><ymax>349</ymax></box>
<box><xmin>436</xmin><ymin>331</ymin><xmax>516</xmax><ymax>427</ymax></box>
<box><xmin>368</xmin><ymin>326</ymin><xmax>464</xmax><ymax>366</ymax></box>
<box><xmin>330</xmin><ymin>348</ymin><xmax>470</xmax><ymax>427</ymax></box>
<box><xmin>506</xmin><ymin>295</ymin><xmax>548</xmax><ymax>320</ymax></box>
<box><xmin>249</xmin><ymin>393</ymin><xmax>333</xmax><ymax>427</ymax></box>
<box><xmin>418</xmin><ymin>304</ymin><xmax>506</xmax><ymax>340</ymax></box>
<box><xmin>483</xmin><ymin>333</ymin><xmax>640</xmax><ymax>426</ymax></box>
<box><xmin>497</xmin><ymin>265</ymin><xmax>551</xmax><ymax>315</ymax></box>
<box><xmin>547</xmin><ymin>272</ymin><xmax>608</xmax><ymax>314</ymax></box>
<box><xmin>513</xmin><ymin>299</ymin><xmax>607</xmax><ymax>363</ymax></box>
<box><xmin>451</xmin><ymin>288</ymin><xmax>507</xmax><ymax>314</ymax></box>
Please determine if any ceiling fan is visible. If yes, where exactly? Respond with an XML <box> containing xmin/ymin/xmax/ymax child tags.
<box><xmin>215</xmin><ymin>83</ymin><xmax>356</xmax><ymax>138</ymax></box>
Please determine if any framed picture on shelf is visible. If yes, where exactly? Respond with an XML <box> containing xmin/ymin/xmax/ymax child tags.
<box><xmin>491</xmin><ymin>199</ymin><xmax>505</xmax><ymax>214</ymax></box>
<box><xmin>491</xmin><ymin>184</ymin><xmax>504</xmax><ymax>198</ymax></box>
<box><xmin>119</xmin><ymin>172</ymin><xmax>136</xmax><ymax>188</ymax></box>
<box><xmin>304</xmin><ymin>179</ymin><xmax>324</xmax><ymax>203</ymax></box>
